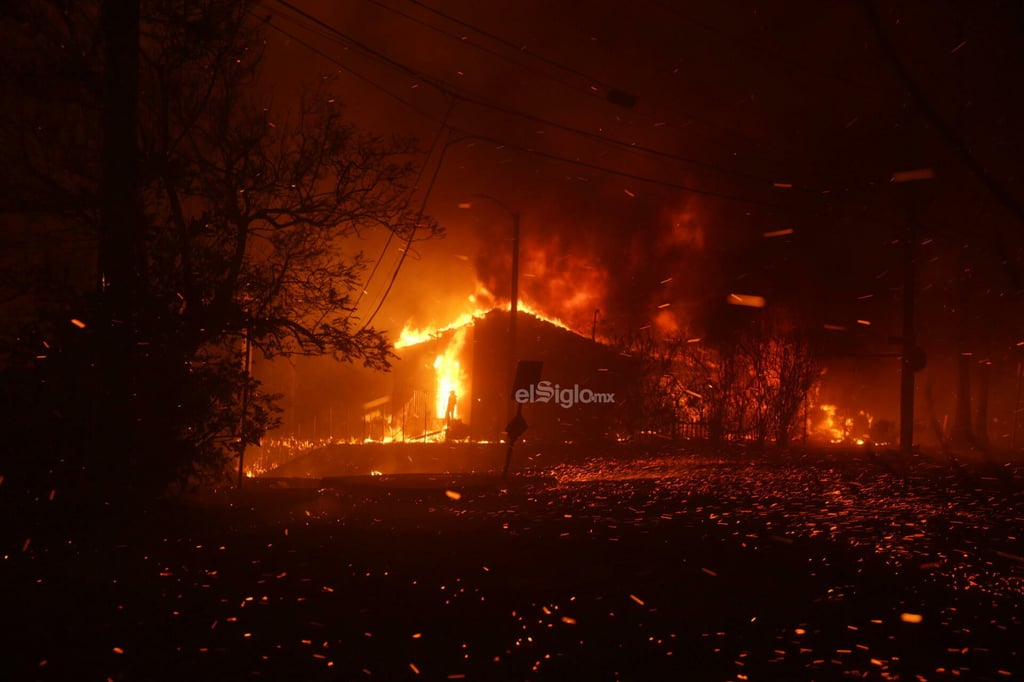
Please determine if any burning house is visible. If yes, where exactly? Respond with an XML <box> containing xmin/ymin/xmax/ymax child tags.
<box><xmin>368</xmin><ymin>307</ymin><xmax>632</xmax><ymax>444</ymax></box>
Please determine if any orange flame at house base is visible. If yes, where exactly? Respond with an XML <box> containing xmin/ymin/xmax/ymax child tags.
<box><xmin>433</xmin><ymin>327</ymin><xmax>467</xmax><ymax>419</ymax></box>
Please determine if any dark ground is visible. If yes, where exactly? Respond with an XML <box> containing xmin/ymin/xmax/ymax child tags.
<box><xmin>3</xmin><ymin>445</ymin><xmax>1022</xmax><ymax>681</ymax></box>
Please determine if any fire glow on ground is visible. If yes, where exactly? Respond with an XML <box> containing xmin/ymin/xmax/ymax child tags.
<box><xmin>6</xmin><ymin>448</ymin><xmax>1022</xmax><ymax>680</ymax></box>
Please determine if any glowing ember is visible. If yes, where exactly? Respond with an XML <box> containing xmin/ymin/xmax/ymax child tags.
<box><xmin>891</xmin><ymin>168</ymin><xmax>936</xmax><ymax>183</ymax></box>
<box><xmin>727</xmin><ymin>293</ymin><xmax>766</xmax><ymax>308</ymax></box>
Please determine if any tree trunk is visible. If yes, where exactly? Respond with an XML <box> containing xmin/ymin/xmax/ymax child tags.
<box><xmin>974</xmin><ymin>358</ymin><xmax>991</xmax><ymax>447</ymax></box>
<box><xmin>97</xmin><ymin>0</ymin><xmax>141</xmax><ymax>490</ymax></box>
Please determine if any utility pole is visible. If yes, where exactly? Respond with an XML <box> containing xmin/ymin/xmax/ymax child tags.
<box><xmin>237</xmin><ymin>322</ymin><xmax>252</xmax><ymax>489</ymax></box>
<box><xmin>951</xmin><ymin>246</ymin><xmax>974</xmax><ymax>447</ymax></box>
<box><xmin>892</xmin><ymin>169</ymin><xmax>934</xmax><ymax>454</ymax></box>
<box><xmin>509</xmin><ymin>210</ymin><xmax>520</xmax><ymax>423</ymax></box>
<box><xmin>98</xmin><ymin>0</ymin><xmax>140</xmax><ymax>481</ymax></box>
<box><xmin>99</xmin><ymin>0</ymin><xmax>140</xmax><ymax>308</ymax></box>
<box><xmin>461</xmin><ymin>194</ymin><xmax>521</xmax><ymax>438</ymax></box>
<box><xmin>1013</xmin><ymin>360</ymin><xmax>1023</xmax><ymax>450</ymax></box>
<box><xmin>899</xmin><ymin>225</ymin><xmax>917</xmax><ymax>454</ymax></box>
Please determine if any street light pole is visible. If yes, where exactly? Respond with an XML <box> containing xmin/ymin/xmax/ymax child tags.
<box><xmin>891</xmin><ymin>168</ymin><xmax>934</xmax><ymax>453</ymax></box>
<box><xmin>462</xmin><ymin>194</ymin><xmax>522</xmax><ymax>438</ymax></box>
<box><xmin>237</xmin><ymin>318</ymin><xmax>252</xmax><ymax>489</ymax></box>
<box><xmin>510</xmin><ymin>209</ymin><xmax>520</xmax><ymax>367</ymax></box>
<box><xmin>899</xmin><ymin>224</ymin><xmax>916</xmax><ymax>454</ymax></box>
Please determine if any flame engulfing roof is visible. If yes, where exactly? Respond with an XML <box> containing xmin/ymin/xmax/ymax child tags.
<box><xmin>394</xmin><ymin>302</ymin><xmax>577</xmax><ymax>349</ymax></box>
<box><xmin>389</xmin><ymin>307</ymin><xmax>629</xmax><ymax>444</ymax></box>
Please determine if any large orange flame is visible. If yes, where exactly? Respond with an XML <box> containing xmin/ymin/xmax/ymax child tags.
<box><xmin>393</xmin><ymin>285</ymin><xmax>584</xmax><ymax>434</ymax></box>
<box><xmin>433</xmin><ymin>327</ymin><xmax>468</xmax><ymax>419</ymax></box>
<box><xmin>517</xmin><ymin>236</ymin><xmax>606</xmax><ymax>334</ymax></box>
<box><xmin>394</xmin><ymin>283</ymin><xmax>579</xmax><ymax>350</ymax></box>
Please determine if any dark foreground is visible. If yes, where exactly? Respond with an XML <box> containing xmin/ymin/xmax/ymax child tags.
<box><xmin>4</xmin><ymin>448</ymin><xmax>1023</xmax><ymax>680</ymax></box>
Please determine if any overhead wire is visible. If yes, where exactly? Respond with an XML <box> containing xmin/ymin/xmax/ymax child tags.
<box><xmin>441</xmin><ymin>128</ymin><xmax>798</xmax><ymax>210</ymax></box>
<box><xmin>255</xmin><ymin>6</ymin><xmax>451</xmax><ymax>322</ymax></box>
<box><xmin>258</xmin><ymin>3</ymin><xmax>834</xmax><ymax>212</ymax></box>
<box><xmin>388</xmin><ymin>0</ymin><xmax>921</xmax><ymax>200</ymax></box>
<box><xmin>255</xmin><ymin>6</ymin><xmax>444</xmax><ymax>124</ymax></box>
<box><xmin>259</xmin><ymin>2</ymin><xmax>1020</xmax><ymax>339</ymax></box>
<box><xmin>359</xmin><ymin>105</ymin><xmax>457</xmax><ymax>331</ymax></box>
<box><xmin>640</xmin><ymin>0</ymin><xmax>892</xmax><ymax>94</ymax></box>
<box><xmin>361</xmin><ymin>0</ymin><xmax>608</xmax><ymax>105</ymax></box>
<box><xmin>274</xmin><ymin>0</ymin><xmax>441</xmax><ymax>86</ymax></box>
<box><xmin>400</xmin><ymin>0</ymin><xmax>623</xmax><ymax>93</ymax></box>
<box><xmin>254</xmin><ymin>1</ymin><xmax>842</xmax><ymax>327</ymax></box>
<box><xmin>443</xmin><ymin>80</ymin><xmax>806</xmax><ymax>189</ymax></box>
<box><xmin>267</xmin><ymin>0</ymin><xmax>815</xmax><ymax>193</ymax></box>
<box><xmin>262</xmin><ymin>1</ymin><xmax>919</xmax><ymax>212</ymax></box>
<box><xmin>395</xmin><ymin>0</ymin><xmax>789</xmax><ymax>150</ymax></box>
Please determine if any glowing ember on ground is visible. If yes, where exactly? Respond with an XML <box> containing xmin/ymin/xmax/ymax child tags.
<box><xmin>9</xmin><ymin>448</ymin><xmax>1021</xmax><ymax>680</ymax></box>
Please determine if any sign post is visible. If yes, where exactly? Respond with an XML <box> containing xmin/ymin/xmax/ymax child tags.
<box><xmin>503</xmin><ymin>361</ymin><xmax>542</xmax><ymax>480</ymax></box>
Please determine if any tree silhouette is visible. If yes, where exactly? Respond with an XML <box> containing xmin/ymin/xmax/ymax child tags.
<box><xmin>615</xmin><ymin>311</ymin><xmax>820</xmax><ymax>448</ymax></box>
<box><xmin>0</xmin><ymin>0</ymin><xmax>441</xmax><ymax>496</ymax></box>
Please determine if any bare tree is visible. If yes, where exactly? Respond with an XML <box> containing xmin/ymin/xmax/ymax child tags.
<box><xmin>614</xmin><ymin>331</ymin><xmax>694</xmax><ymax>440</ymax></box>
<box><xmin>618</xmin><ymin>311</ymin><xmax>821</xmax><ymax>448</ymax></box>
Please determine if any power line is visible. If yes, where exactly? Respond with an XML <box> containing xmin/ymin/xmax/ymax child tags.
<box><xmin>359</xmin><ymin>107</ymin><xmax>457</xmax><ymax>331</ymax></box>
<box><xmin>442</xmin><ymin>127</ymin><xmax>800</xmax><ymax>211</ymax></box>
<box><xmin>269</xmin><ymin>0</ymin><xmax>921</xmax><ymax>212</ymax></box>
<box><xmin>256</xmin><ymin>7</ymin><xmax>444</xmax><ymax>124</ymax></box>
<box><xmin>251</xmin><ymin>5</ymin><xmax>848</xmax><ymax>331</ymax></box>
<box><xmin>863</xmin><ymin>0</ymin><xmax>1024</xmax><ymax>232</ymax></box>
<box><xmin>267</xmin><ymin>1</ymin><xmax>809</xmax><ymax>192</ymax></box>
<box><xmin>352</xmin><ymin>101</ymin><xmax>457</xmax><ymax>325</ymax></box>
<box><xmin>401</xmin><ymin>0</ymin><xmax>622</xmax><ymax>93</ymax></box>
<box><xmin>362</xmin><ymin>0</ymin><xmax>607</xmax><ymax>105</ymax></box>
<box><xmin>274</xmin><ymin>0</ymin><xmax>443</xmax><ymax>87</ymax></box>
<box><xmin>640</xmin><ymin>0</ymin><xmax>891</xmax><ymax>94</ymax></box>
<box><xmin>259</xmin><ymin>5</ymin><xmax>817</xmax><ymax>211</ymax></box>
<box><xmin>258</xmin><ymin>6</ymin><xmax>794</xmax><ymax>326</ymax></box>
<box><xmin>255</xmin><ymin>7</ymin><xmax>453</xmax><ymax>321</ymax></box>
<box><xmin>444</xmin><ymin>81</ymin><xmax>804</xmax><ymax>189</ymax></box>
<box><xmin>395</xmin><ymin>0</ymin><xmax>785</xmax><ymax>149</ymax></box>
